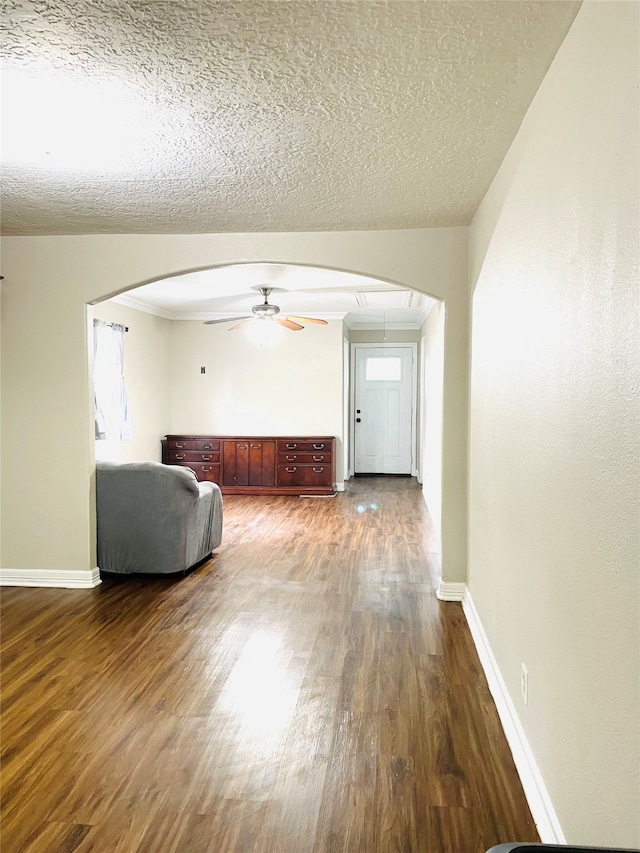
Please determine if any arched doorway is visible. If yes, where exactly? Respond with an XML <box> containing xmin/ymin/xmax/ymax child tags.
<box><xmin>1</xmin><ymin>229</ymin><xmax>468</xmax><ymax>596</ymax></box>
<box><xmin>90</xmin><ymin>261</ymin><xmax>440</xmax><ymax>512</ymax></box>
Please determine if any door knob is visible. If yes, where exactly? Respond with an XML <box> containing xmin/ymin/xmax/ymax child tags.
<box><xmin>356</xmin><ymin>417</ymin><xmax>361</xmax><ymax>423</ymax></box>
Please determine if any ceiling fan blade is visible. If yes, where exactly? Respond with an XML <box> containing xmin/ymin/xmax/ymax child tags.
<box><xmin>285</xmin><ymin>315</ymin><xmax>328</xmax><ymax>326</ymax></box>
<box><xmin>228</xmin><ymin>319</ymin><xmax>254</xmax><ymax>331</ymax></box>
<box><xmin>278</xmin><ymin>319</ymin><xmax>304</xmax><ymax>331</ymax></box>
<box><xmin>204</xmin><ymin>315</ymin><xmax>251</xmax><ymax>325</ymax></box>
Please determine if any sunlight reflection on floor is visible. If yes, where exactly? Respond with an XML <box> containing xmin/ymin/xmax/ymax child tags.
<box><xmin>217</xmin><ymin>629</ymin><xmax>301</xmax><ymax>751</ymax></box>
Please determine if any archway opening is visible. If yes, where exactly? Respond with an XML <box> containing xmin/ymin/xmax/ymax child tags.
<box><xmin>88</xmin><ymin>259</ymin><xmax>444</xmax><ymax>559</ymax></box>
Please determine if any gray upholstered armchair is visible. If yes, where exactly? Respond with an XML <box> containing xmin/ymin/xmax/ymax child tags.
<box><xmin>96</xmin><ymin>460</ymin><xmax>223</xmax><ymax>575</ymax></box>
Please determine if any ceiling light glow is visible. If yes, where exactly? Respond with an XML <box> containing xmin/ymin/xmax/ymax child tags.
<box><xmin>244</xmin><ymin>318</ymin><xmax>284</xmax><ymax>347</ymax></box>
<box><xmin>1</xmin><ymin>68</ymin><xmax>186</xmax><ymax>174</ymax></box>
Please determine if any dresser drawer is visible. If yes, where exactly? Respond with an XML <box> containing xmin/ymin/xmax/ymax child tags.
<box><xmin>277</xmin><ymin>463</ymin><xmax>333</xmax><ymax>488</ymax></box>
<box><xmin>185</xmin><ymin>463</ymin><xmax>221</xmax><ymax>484</ymax></box>
<box><xmin>168</xmin><ymin>450</ymin><xmax>221</xmax><ymax>464</ymax></box>
<box><xmin>277</xmin><ymin>439</ymin><xmax>333</xmax><ymax>453</ymax></box>
<box><xmin>167</xmin><ymin>438</ymin><xmax>220</xmax><ymax>452</ymax></box>
<box><xmin>278</xmin><ymin>452</ymin><xmax>331</xmax><ymax>465</ymax></box>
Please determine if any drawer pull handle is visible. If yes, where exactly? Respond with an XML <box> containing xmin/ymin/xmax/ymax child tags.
<box><xmin>286</xmin><ymin>443</ymin><xmax>297</xmax><ymax>449</ymax></box>
<box><xmin>175</xmin><ymin>443</ymin><xmax>185</xmax><ymax>448</ymax></box>
<box><xmin>250</xmin><ymin>444</ymin><xmax>261</xmax><ymax>449</ymax></box>
<box><xmin>202</xmin><ymin>467</ymin><xmax>212</xmax><ymax>472</ymax></box>
<box><xmin>313</xmin><ymin>443</ymin><xmax>325</xmax><ymax>449</ymax></box>
<box><xmin>286</xmin><ymin>455</ymin><xmax>296</xmax><ymax>461</ymax></box>
<box><xmin>285</xmin><ymin>467</ymin><xmax>297</xmax><ymax>473</ymax></box>
<box><xmin>313</xmin><ymin>467</ymin><xmax>324</xmax><ymax>473</ymax></box>
<box><xmin>175</xmin><ymin>454</ymin><xmax>185</xmax><ymax>460</ymax></box>
<box><xmin>313</xmin><ymin>455</ymin><xmax>324</xmax><ymax>461</ymax></box>
<box><xmin>202</xmin><ymin>455</ymin><xmax>212</xmax><ymax>461</ymax></box>
<box><xmin>237</xmin><ymin>444</ymin><xmax>248</xmax><ymax>450</ymax></box>
<box><xmin>202</xmin><ymin>444</ymin><xmax>212</xmax><ymax>449</ymax></box>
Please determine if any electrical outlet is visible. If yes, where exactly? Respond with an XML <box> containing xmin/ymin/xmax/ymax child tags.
<box><xmin>521</xmin><ymin>664</ymin><xmax>529</xmax><ymax>705</ymax></box>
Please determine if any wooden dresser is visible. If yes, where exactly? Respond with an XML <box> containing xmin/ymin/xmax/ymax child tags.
<box><xmin>163</xmin><ymin>435</ymin><xmax>335</xmax><ymax>496</ymax></box>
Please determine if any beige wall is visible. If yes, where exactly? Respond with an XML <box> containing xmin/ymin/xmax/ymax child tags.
<box><xmin>0</xmin><ymin>229</ymin><xmax>468</xmax><ymax>578</ymax></box>
<box><xmin>92</xmin><ymin>300</ymin><xmax>172</xmax><ymax>462</ymax></box>
<box><xmin>1</xmin><ymin>258</ymin><xmax>93</xmax><ymax>570</ymax></box>
<box><xmin>169</xmin><ymin>318</ymin><xmax>345</xmax><ymax>482</ymax></box>
<box><xmin>420</xmin><ymin>301</ymin><xmax>445</xmax><ymax>538</ymax></box>
<box><xmin>468</xmin><ymin>2</ymin><xmax>639</xmax><ymax>846</ymax></box>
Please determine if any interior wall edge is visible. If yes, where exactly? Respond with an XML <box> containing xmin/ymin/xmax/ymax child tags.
<box><xmin>462</xmin><ymin>587</ymin><xmax>566</xmax><ymax>845</ymax></box>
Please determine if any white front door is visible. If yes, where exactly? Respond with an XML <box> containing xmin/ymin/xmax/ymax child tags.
<box><xmin>353</xmin><ymin>345</ymin><xmax>415</xmax><ymax>474</ymax></box>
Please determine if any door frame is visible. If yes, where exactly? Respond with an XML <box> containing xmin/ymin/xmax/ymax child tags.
<box><xmin>349</xmin><ymin>342</ymin><xmax>418</xmax><ymax>478</ymax></box>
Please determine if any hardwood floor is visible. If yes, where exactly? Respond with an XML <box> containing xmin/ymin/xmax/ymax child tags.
<box><xmin>1</xmin><ymin>476</ymin><xmax>538</xmax><ymax>852</ymax></box>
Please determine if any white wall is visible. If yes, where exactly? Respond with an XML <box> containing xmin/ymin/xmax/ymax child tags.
<box><xmin>169</xmin><ymin>318</ymin><xmax>345</xmax><ymax>482</ymax></box>
<box><xmin>92</xmin><ymin>300</ymin><xmax>172</xmax><ymax>462</ymax></box>
<box><xmin>468</xmin><ymin>2</ymin><xmax>639</xmax><ymax>846</ymax></box>
<box><xmin>420</xmin><ymin>300</ymin><xmax>445</xmax><ymax>538</ymax></box>
<box><xmin>0</xmin><ymin>229</ymin><xmax>468</xmax><ymax>580</ymax></box>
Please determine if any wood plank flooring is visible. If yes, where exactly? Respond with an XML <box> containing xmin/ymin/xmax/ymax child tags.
<box><xmin>1</xmin><ymin>476</ymin><xmax>538</xmax><ymax>852</ymax></box>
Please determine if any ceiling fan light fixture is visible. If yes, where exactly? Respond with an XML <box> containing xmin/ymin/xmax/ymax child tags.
<box><xmin>204</xmin><ymin>285</ymin><xmax>326</xmax><ymax>333</ymax></box>
<box><xmin>245</xmin><ymin>317</ymin><xmax>284</xmax><ymax>347</ymax></box>
<box><xmin>250</xmin><ymin>286</ymin><xmax>280</xmax><ymax>318</ymax></box>
<box><xmin>252</xmin><ymin>302</ymin><xmax>280</xmax><ymax>318</ymax></box>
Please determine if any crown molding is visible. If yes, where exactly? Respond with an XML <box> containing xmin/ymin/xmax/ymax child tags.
<box><xmin>108</xmin><ymin>296</ymin><xmax>349</xmax><ymax>324</ymax></box>
<box><xmin>108</xmin><ymin>294</ymin><xmax>434</xmax><ymax>330</ymax></box>
<box><xmin>345</xmin><ymin>319</ymin><xmax>424</xmax><ymax>331</ymax></box>
<box><xmin>110</xmin><ymin>293</ymin><xmax>176</xmax><ymax>319</ymax></box>
<box><xmin>343</xmin><ymin>297</ymin><xmax>435</xmax><ymax>331</ymax></box>
<box><xmin>183</xmin><ymin>311</ymin><xmax>347</xmax><ymax>322</ymax></box>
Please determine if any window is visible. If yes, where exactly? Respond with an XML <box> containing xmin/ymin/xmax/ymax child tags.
<box><xmin>93</xmin><ymin>319</ymin><xmax>132</xmax><ymax>461</ymax></box>
<box><xmin>365</xmin><ymin>357</ymin><xmax>402</xmax><ymax>382</ymax></box>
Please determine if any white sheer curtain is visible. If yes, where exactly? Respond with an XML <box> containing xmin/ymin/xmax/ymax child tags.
<box><xmin>93</xmin><ymin>320</ymin><xmax>132</xmax><ymax>460</ymax></box>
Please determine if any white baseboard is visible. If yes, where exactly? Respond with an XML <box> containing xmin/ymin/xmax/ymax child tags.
<box><xmin>0</xmin><ymin>567</ymin><xmax>102</xmax><ymax>588</ymax></box>
<box><xmin>462</xmin><ymin>588</ymin><xmax>565</xmax><ymax>844</ymax></box>
<box><xmin>336</xmin><ymin>481</ymin><xmax>345</xmax><ymax>492</ymax></box>
<box><xmin>436</xmin><ymin>580</ymin><xmax>466</xmax><ymax>601</ymax></box>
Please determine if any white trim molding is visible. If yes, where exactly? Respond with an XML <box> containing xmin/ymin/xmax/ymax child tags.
<box><xmin>436</xmin><ymin>580</ymin><xmax>466</xmax><ymax>601</ymax></box>
<box><xmin>462</xmin><ymin>588</ymin><xmax>566</xmax><ymax>844</ymax></box>
<box><xmin>0</xmin><ymin>567</ymin><xmax>102</xmax><ymax>589</ymax></box>
<box><xmin>110</xmin><ymin>293</ymin><xmax>175</xmax><ymax>320</ymax></box>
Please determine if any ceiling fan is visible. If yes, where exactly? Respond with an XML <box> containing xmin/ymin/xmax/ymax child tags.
<box><xmin>203</xmin><ymin>287</ymin><xmax>328</xmax><ymax>331</ymax></box>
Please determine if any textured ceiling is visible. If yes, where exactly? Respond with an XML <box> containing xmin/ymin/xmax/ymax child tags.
<box><xmin>1</xmin><ymin>0</ymin><xmax>580</xmax><ymax>235</ymax></box>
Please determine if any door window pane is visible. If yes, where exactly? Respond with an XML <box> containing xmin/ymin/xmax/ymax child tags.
<box><xmin>365</xmin><ymin>357</ymin><xmax>402</xmax><ymax>381</ymax></box>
